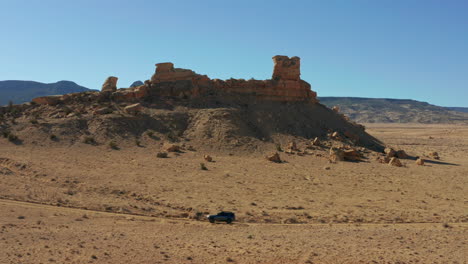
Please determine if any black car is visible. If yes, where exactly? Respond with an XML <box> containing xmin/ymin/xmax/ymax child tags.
<box><xmin>207</xmin><ymin>211</ymin><xmax>235</xmax><ymax>224</ymax></box>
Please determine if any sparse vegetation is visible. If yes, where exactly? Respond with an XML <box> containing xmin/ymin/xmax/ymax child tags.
<box><xmin>109</xmin><ymin>141</ymin><xmax>119</xmax><ymax>150</ymax></box>
<box><xmin>7</xmin><ymin>133</ymin><xmax>18</xmax><ymax>142</ymax></box>
<box><xmin>200</xmin><ymin>163</ymin><xmax>208</xmax><ymax>170</ymax></box>
<box><xmin>276</xmin><ymin>143</ymin><xmax>283</xmax><ymax>152</ymax></box>
<box><xmin>135</xmin><ymin>139</ymin><xmax>141</xmax><ymax>146</ymax></box>
<box><xmin>30</xmin><ymin>119</ymin><xmax>38</xmax><ymax>124</ymax></box>
<box><xmin>50</xmin><ymin>134</ymin><xmax>57</xmax><ymax>140</ymax></box>
<box><xmin>146</xmin><ymin>130</ymin><xmax>154</xmax><ymax>137</ymax></box>
<box><xmin>83</xmin><ymin>136</ymin><xmax>96</xmax><ymax>145</ymax></box>
<box><xmin>156</xmin><ymin>152</ymin><xmax>168</xmax><ymax>158</ymax></box>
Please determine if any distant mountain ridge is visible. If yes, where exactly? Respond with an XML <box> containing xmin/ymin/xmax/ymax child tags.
<box><xmin>319</xmin><ymin>96</ymin><xmax>468</xmax><ymax>124</ymax></box>
<box><xmin>445</xmin><ymin>107</ymin><xmax>468</xmax><ymax>113</ymax></box>
<box><xmin>0</xmin><ymin>80</ymin><xmax>96</xmax><ymax>105</ymax></box>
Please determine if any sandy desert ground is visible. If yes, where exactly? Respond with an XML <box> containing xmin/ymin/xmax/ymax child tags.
<box><xmin>1</xmin><ymin>123</ymin><xmax>467</xmax><ymax>263</ymax></box>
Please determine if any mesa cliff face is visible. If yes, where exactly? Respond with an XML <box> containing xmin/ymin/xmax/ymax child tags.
<box><xmin>48</xmin><ymin>55</ymin><xmax>317</xmax><ymax>105</ymax></box>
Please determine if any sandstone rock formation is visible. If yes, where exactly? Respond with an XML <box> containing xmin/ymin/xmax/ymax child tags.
<box><xmin>32</xmin><ymin>95</ymin><xmax>61</xmax><ymax>105</ymax></box>
<box><xmin>101</xmin><ymin>76</ymin><xmax>118</xmax><ymax>93</ymax></box>
<box><xmin>31</xmin><ymin>55</ymin><xmax>318</xmax><ymax>105</ymax></box>
<box><xmin>272</xmin><ymin>56</ymin><xmax>300</xmax><ymax>81</ymax></box>
<box><xmin>124</xmin><ymin>103</ymin><xmax>142</xmax><ymax>115</ymax></box>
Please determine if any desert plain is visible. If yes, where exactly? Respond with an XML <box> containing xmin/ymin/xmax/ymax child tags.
<box><xmin>0</xmin><ymin>123</ymin><xmax>467</xmax><ymax>264</ymax></box>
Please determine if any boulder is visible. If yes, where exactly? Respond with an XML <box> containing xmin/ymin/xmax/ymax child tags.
<box><xmin>332</xmin><ymin>106</ymin><xmax>340</xmax><ymax>112</ymax></box>
<box><xmin>396</xmin><ymin>150</ymin><xmax>408</xmax><ymax>159</ymax></box>
<box><xmin>312</xmin><ymin>137</ymin><xmax>320</xmax><ymax>146</ymax></box>
<box><xmin>164</xmin><ymin>144</ymin><xmax>181</xmax><ymax>152</ymax></box>
<box><xmin>384</xmin><ymin>147</ymin><xmax>396</xmax><ymax>158</ymax></box>
<box><xmin>331</xmin><ymin>131</ymin><xmax>341</xmax><ymax>140</ymax></box>
<box><xmin>329</xmin><ymin>147</ymin><xmax>345</xmax><ymax>162</ymax></box>
<box><xmin>415</xmin><ymin>158</ymin><xmax>425</xmax><ymax>166</ymax></box>
<box><xmin>266</xmin><ymin>152</ymin><xmax>282</xmax><ymax>163</ymax></box>
<box><xmin>124</xmin><ymin>103</ymin><xmax>142</xmax><ymax>115</ymax></box>
<box><xmin>388</xmin><ymin>157</ymin><xmax>402</xmax><ymax>167</ymax></box>
<box><xmin>101</xmin><ymin>76</ymin><xmax>118</xmax><ymax>92</ymax></box>
<box><xmin>204</xmin><ymin>155</ymin><xmax>213</xmax><ymax>162</ymax></box>
<box><xmin>286</xmin><ymin>141</ymin><xmax>298</xmax><ymax>152</ymax></box>
<box><xmin>343</xmin><ymin>149</ymin><xmax>361</xmax><ymax>161</ymax></box>
<box><xmin>428</xmin><ymin>151</ymin><xmax>440</xmax><ymax>160</ymax></box>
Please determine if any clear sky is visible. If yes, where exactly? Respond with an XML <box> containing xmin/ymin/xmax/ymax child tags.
<box><xmin>1</xmin><ymin>0</ymin><xmax>467</xmax><ymax>107</ymax></box>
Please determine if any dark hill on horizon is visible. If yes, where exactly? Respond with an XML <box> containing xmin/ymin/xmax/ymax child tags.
<box><xmin>319</xmin><ymin>96</ymin><xmax>468</xmax><ymax>124</ymax></box>
<box><xmin>0</xmin><ymin>80</ymin><xmax>96</xmax><ymax>106</ymax></box>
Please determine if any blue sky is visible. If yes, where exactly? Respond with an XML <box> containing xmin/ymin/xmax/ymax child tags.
<box><xmin>1</xmin><ymin>0</ymin><xmax>467</xmax><ymax>107</ymax></box>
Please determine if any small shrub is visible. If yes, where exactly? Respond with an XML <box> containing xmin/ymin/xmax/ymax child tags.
<box><xmin>2</xmin><ymin>131</ymin><xmax>9</xmax><ymax>138</ymax></box>
<box><xmin>276</xmin><ymin>144</ymin><xmax>283</xmax><ymax>152</ymax></box>
<box><xmin>50</xmin><ymin>134</ymin><xmax>57</xmax><ymax>140</ymax></box>
<box><xmin>7</xmin><ymin>133</ymin><xmax>18</xmax><ymax>142</ymax></box>
<box><xmin>200</xmin><ymin>163</ymin><xmax>208</xmax><ymax>170</ymax></box>
<box><xmin>443</xmin><ymin>223</ymin><xmax>452</xmax><ymax>228</ymax></box>
<box><xmin>135</xmin><ymin>139</ymin><xmax>141</xmax><ymax>146</ymax></box>
<box><xmin>146</xmin><ymin>130</ymin><xmax>154</xmax><ymax>137</ymax></box>
<box><xmin>156</xmin><ymin>152</ymin><xmax>168</xmax><ymax>158</ymax></box>
<box><xmin>109</xmin><ymin>141</ymin><xmax>119</xmax><ymax>150</ymax></box>
<box><xmin>83</xmin><ymin>136</ymin><xmax>96</xmax><ymax>145</ymax></box>
<box><xmin>30</xmin><ymin>119</ymin><xmax>39</xmax><ymax>125</ymax></box>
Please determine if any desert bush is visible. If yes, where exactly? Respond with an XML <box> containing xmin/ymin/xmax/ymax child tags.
<box><xmin>7</xmin><ymin>133</ymin><xmax>18</xmax><ymax>142</ymax></box>
<box><xmin>2</xmin><ymin>131</ymin><xmax>9</xmax><ymax>138</ymax></box>
<box><xmin>276</xmin><ymin>144</ymin><xmax>283</xmax><ymax>152</ymax></box>
<box><xmin>30</xmin><ymin>119</ymin><xmax>38</xmax><ymax>125</ymax></box>
<box><xmin>156</xmin><ymin>152</ymin><xmax>168</xmax><ymax>158</ymax></box>
<box><xmin>135</xmin><ymin>139</ymin><xmax>141</xmax><ymax>146</ymax></box>
<box><xmin>83</xmin><ymin>136</ymin><xmax>96</xmax><ymax>144</ymax></box>
<box><xmin>146</xmin><ymin>130</ymin><xmax>154</xmax><ymax>137</ymax></box>
<box><xmin>109</xmin><ymin>141</ymin><xmax>119</xmax><ymax>150</ymax></box>
<box><xmin>200</xmin><ymin>163</ymin><xmax>208</xmax><ymax>170</ymax></box>
<box><xmin>50</xmin><ymin>134</ymin><xmax>57</xmax><ymax>140</ymax></box>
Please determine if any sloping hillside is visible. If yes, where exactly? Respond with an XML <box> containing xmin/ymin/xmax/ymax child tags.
<box><xmin>0</xmin><ymin>80</ymin><xmax>96</xmax><ymax>105</ymax></box>
<box><xmin>319</xmin><ymin>97</ymin><xmax>468</xmax><ymax>124</ymax></box>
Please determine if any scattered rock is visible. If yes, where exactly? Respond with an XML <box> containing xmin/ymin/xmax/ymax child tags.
<box><xmin>415</xmin><ymin>158</ymin><xmax>425</xmax><ymax>166</ymax></box>
<box><xmin>384</xmin><ymin>147</ymin><xmax>396</xmax><ymax>158</ymax></box>
<box><xmin>204</xmin><ymin>155</ymin><xmax>213</xmax><ymax>162</ymax></box>
<box><xmin>101</xmin><ymin>76</ymin><xmax>118</xmax><ymax>92</ymax></box>
<box><xmin>164</xmin><ymin>144</ymin><xmax>181</xmax><ymax>152</ymax></box>
<box><xmin>93</xmin><ymin>107</ymin><xmax>113</xmax><ymax>115</ymax></box>
<box><xmin>332</xmin><ymin>106</ymin><xmax>340</xmax><ymax>112</ymax></box>
<box><xmin>312</xmin><ymin>137</ymin><xmax>320</xmax><ymax>146</ymax></box>
<box><xmin>329</xmin><ymin>147</ymin><xmax>344</xmax><ymax>162</ymax></box>
<box><xmin>428</xmin><ymin>151</ymin><xmax>440</xmax><ymax>160</ymax></box>
<box><xmin>389</xmin><ymin>157</ymin><xmax>402</xmax><ymax>167</ymax></box>
<box><xmin>266</xmin><ymin>152</ymin><xmax>282</xmax><ymax>163</ymax></box>
<box><xmin>343</xmin><ymin>149</ymin><xmax>361</xmax><ymax>161</ymax></box>
<box><xmin>156</xmin><ymin>152</ymin><xmax>168</xmax><ymax>158</ymax></box>
<box><xmin>124</xmin><ymin>103</ymin><xmax>142</xmax><ymax>115</ymax></box>
<box><xmin>377</xmin><ymin>156</ymin><xmax>390</xmax><ymax>164</ymax></box>
<box><xmin>396</xmin><ymin>150</ymin><xmax>408</xmax><ymax>159</ymax></box>
<box><xmin>286</xmin><ymin>141</ymin><xmax>298</xmax><ymax>152</ymax></box>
